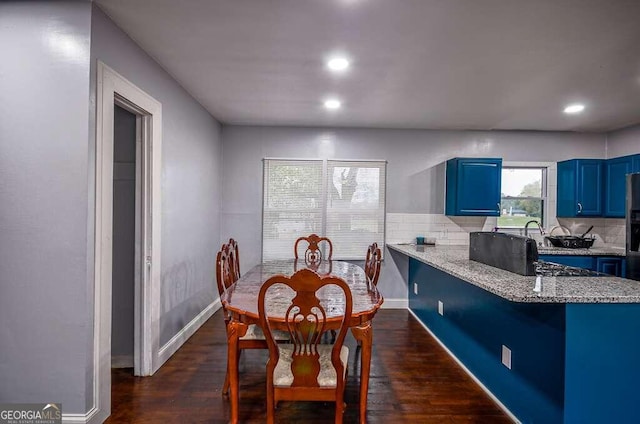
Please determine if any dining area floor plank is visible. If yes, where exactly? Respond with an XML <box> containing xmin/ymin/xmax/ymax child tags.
<box><xmin>106</xmin><ymin>309</ymin><xmax>512</xmax><ymax>423</ymax></box>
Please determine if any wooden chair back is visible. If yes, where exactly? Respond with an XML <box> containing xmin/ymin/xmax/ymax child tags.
<box><xmin>216</xmin><ymin>242</ymin><xmax>237</xmax><ymax>298</ymax></box>
<box><xmin>294</xmin><ymin>234</ymin><xmax>333</xmax><ymax>263</ymax></box>
<box><xmin>364</xmin><ymin>243</ymin><xmax>382</xmax><ymax>287</ymax></box>
<box><xmin>258</xmin><ymin>269</ymin><xmax>352</xmax><ymax>388</ymax></box>
<box><xmin>228</xmin><ymin>238</ymin><xmax>241</xmax><ymax>281</ymax></box>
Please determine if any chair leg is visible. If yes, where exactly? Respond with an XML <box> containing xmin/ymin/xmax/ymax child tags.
<box><xmin>266</xmin><ymin>384</ymin><xmax>275</xmax><ymax>424</ymax></box>
<box><xmin>223</xmin><ymin>348</ymin><xmax>243</xmax><ymax>396</ymax></box>
<box><xmin>335</xmin><ymin>398</ymin><xmax>345</xmax><ymax>424</ymax></box>
<box><xmin>222</xmin><ymin>365</ymin><xmax>230</xmax><ymax>396</ymax></box>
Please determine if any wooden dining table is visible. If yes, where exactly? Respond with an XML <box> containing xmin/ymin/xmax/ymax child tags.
<box><xmin>221</xmin><ymin>259</ymin><xmax>384</xmax><ymax>424</ymax></box>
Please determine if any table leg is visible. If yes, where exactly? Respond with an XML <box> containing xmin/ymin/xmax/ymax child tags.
<box><xmin>227</xmin><ymin>321</ymin><xmax>248</xmax><ymax>424</ymax></box>
<box><xmin>351</xmin><ymin>321</ymin><xmax>373</xmax><ymax>424</ymax></box>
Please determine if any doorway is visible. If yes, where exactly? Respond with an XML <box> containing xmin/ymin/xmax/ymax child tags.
<box><xmin>93</xmin><ymin>62</ymin><xmax>162</xmax><ymax>423</ymax></box>
<box><xmin>111</xmin><ymin>105</ymin><xmax>138</xmax><ymax>370</ymax></box>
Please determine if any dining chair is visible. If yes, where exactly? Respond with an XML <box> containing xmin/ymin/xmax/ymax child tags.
<box><xmin>364</xmin><ymin>242</ymin><xmax>382</xmax><ymax>287</ymax></box>
<box><xmin>258</xmin><ymin>268</ymin><xmax>352</xmax><ymax>424</ymax></box>
<box><xmin>227</xmin><ymin>238</ymin><xmax>241</xmax><ymax>282</ymax></box>
<box><xmin>216</xmin><ymin>241</ymin><xmax>287</xmax><ymax>395</ymax></box>
<box><xmin>294</xmin><ymin>233</ymin><xmax>333</xmax><ymax>263</ymax></box>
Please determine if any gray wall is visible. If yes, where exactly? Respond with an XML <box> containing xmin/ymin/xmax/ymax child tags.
<box><xmin>0</xmin><ymin>1</ymin><xmax>92</xmax><ymax>413</ymax></box>
<box><xmin>221</xmin><ymin>125</ymin><xmax>606</xmax><ymax>299</ymax></box>
<box><xmin>607</xmin><ymin>124</ymin><xmax>640</xmax><ymax>158</ymax></box>
<box><xmin>0</xmin><ymin>1</ymin><xmax>223</xmax><ymax>416</ymax></box>
<box><xmin>90</xmin><ymin>5</ymin><xmax>223</xmax><ymax>348</ymax></box>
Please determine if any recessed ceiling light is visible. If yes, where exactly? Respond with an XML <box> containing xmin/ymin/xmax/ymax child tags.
<box><xmin>324</xmin><ymin>99</ymin><xmax>341</xmax><ymax>110</ymax></box>
<box><xmin>564</xmin><ymin>103</ymin><xmax>585</xmax><ymax>114</ymax></box>
<box><xmin>327</xmin><ymin>57</ymin><xmax>350</xmax><ymax>72</ymax></box>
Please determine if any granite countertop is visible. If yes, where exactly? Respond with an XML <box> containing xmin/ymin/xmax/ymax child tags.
<box><xmin>537</xmin><ymin>245</ymin><xmax>626</xmax><ymax>256</ymax></box>
<box><xmin>388</xmin><ymin>243</ymin><xmax>640</xmax><ymax>304</ymax></box>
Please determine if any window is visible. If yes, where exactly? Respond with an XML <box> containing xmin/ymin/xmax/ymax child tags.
<box><xmin>262</xmin><ymin>159</ymin><xmax>386</xmax><ymax>260</ymax></box>
<box><xmin>498</xmin><ymin>167</ymin><xmax>547</xmax><ymax>228</ymax></box>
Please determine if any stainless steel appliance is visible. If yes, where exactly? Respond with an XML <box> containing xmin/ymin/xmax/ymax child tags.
<box><xmin>469</xmin><ymin>232</ymin><xmax>604</xmax><ymax>276</ymax></box>
<box><xmin>627</xmin><ymin>173</ymin><xmax>640</xmax><ymax>281</ymax></box>
<box><xmin>469</xmin><ymin>232</ymin><xmax>538</xmax><ymax>275</ymax></box>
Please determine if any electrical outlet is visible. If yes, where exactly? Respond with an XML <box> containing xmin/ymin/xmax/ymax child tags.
<box><xmin>413</xmin><ymin>282</ymin><xmax>418</xmax><ymax>295</ymax></box>
<box><xmin>438</xmin><ymin>300</ymin><xmax>444</xmax><ymax>316</ymax></box>
<box><xmin>501</xmin><ymin>345</ymin><xmax>512</xmax><ymax>369</ymax></box>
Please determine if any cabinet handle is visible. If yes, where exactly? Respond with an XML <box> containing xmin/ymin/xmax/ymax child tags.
<box><xmin>577</xmin><ymin>202</ymin><xmax>583</xmax><ymax>214</ymax></box>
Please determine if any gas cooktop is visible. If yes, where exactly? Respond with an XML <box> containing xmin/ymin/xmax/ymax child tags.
<box><xmin>535</xmin><ymin>261</ymin><xmax>606</xmax><ymax>277</ymax></box>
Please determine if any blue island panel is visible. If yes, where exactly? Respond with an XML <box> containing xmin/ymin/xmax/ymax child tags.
<box><xmin>564</xmin><ymin>304</ymin><xmax>640</xmax><ymax>424</ymax></box>
<box><xmin>409</xmin><ymin>258</ymin><xmax>565</xmax><ymax>423</ymax></box>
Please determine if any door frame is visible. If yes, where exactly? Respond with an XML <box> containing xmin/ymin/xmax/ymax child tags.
<box><xmin>93</xmin><ymin>61</ymin><xmax>162</xmax><ymax>420</ymax></box>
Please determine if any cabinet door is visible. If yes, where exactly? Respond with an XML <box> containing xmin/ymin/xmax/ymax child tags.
<box><xmin>577</xmin><ymin>160</ymin><xmax>603</xmax><ymax>216</ymax></box>
<box><xmin>596</xmin><ymin>257</ymin><xmax>625</xmax><ymax>277</ymax></box>
<box><xmin>446</xmin><ymin>158</ymin><xmax>502</xmax><ymax>216</ymax></box>
<box><xmin>457</xmin><ymin>159</ymin><xmax>501</xmax><ymax>215</ymax></box>
<box><xmin>557</xmin><ymin>160</ymin><xmax>577</xmax><ymax>217</ymax></box>
<box><xmin>605</xmin><ymin>156</ymin><xmax>632</xmax><ymax>217</ymax></box>
<box><xmin>633</xmin><ymin>155</ymin><xmax>640</xmax><ymax>173</ymax></box>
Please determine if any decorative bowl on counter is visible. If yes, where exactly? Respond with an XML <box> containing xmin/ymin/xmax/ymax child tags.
<box><xmin>545</xmin><ymin>236</ymin><xmax>595</xmax><ymax>249</ymax></box>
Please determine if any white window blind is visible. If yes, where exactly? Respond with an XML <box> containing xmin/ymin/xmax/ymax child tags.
<box><xmin>262</xmin><ymin>160</ymin><xmax>324</xmax><ymax>261</ymax></box>
<box><xmin>262</xmin><ymin>159</ymin><xmax>386</xmax><ymax>261</ymax></box>
<box><xmin>326</xmin><ymin>160</ymin><xmax>386</xmax><ymax>259</ymax></box>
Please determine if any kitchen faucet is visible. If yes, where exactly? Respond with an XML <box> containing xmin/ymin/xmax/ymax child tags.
<box><xmin>524</xmin><ymin>220</ymin><xmax>545</xmax><ymax>237</ymax></box>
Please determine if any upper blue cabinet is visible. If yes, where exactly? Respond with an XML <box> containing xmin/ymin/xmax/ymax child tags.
<box><xmin>605</xmin><ymin>154</ymin><xmax>640</xmax><ymax>217</ymax></box>
<box><xmin>557</xmin><ymin>159</ymin><xmax>604</xmax><ymax>217</ymax></box>
<box><xmin>446</xmin><ymin>158</ymin><xmax>502</xmax><ymax>216</ymax></box>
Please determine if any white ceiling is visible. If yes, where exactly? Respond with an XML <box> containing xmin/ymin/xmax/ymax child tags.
<box><xmin>96</xmin><ymin>0</ymin><xmax>640</xmax><ymax>132</ymax></box>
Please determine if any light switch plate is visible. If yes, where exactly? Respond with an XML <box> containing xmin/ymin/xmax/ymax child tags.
<box><xmin>438</xmin><ymin>300</ymin><xmax>444</xmax><ymax>315</ymax></box>
<box><xmin>502</xmin><ymin>345</ymin><xmax>512</xmax><ymax>369</ymax></box>
<box><xmin>413</xmin><ymin>282</ymin><xmax>418</xmax><ymax>295</ymax></box>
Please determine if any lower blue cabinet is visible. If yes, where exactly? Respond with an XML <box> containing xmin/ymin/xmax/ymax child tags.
<box><xmin>539</xmin><ymin>255</ymin><xmax>625</xmax><ymax>277</ymax></box>
<box><xmin>596</xmin><ymin>257</ymin><xmax>626</xmax><ymax>277</ymax></box>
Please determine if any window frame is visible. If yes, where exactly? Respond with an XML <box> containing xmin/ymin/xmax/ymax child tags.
<box><xmin>499</xmin><ymin>165</ymin><xmax>548</xmax><ymax>229</ymax></box>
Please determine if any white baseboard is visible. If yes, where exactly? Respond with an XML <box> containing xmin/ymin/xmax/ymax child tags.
<box><xmin>380</xmin><ymin>297</ymin><xmax>408</xmax><ymax>309</ymax></box>
<box><xmin>111</xmin><ymin>355</ymin><xmax>133</xmax><ymax>368</ymax></box>
<box><xmin>62</xmin><ymin>406</ymin><xmax>99</xmax><ymax>424</ymax></box>
<box><xmin>157</xmin><ymin>300</ymin><xmax>221</xmax><ymax>366</ymax></box>
<box><xmin>408</xmin><ymin>309</ymin><xmax>520</xmax><ymax>424</ymax></box>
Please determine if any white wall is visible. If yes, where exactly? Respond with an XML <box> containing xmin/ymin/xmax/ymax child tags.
<box><xmin>0</xmin><ymin>1</ymin><xmax>224</xmax><ymax>417</ymax></box>
<box><xmin>0</xmin><ymin>1</ymin><xmax>93</xmax><ymax>413</ymax></box>
<box><xmin>607</xmin><ymin>124</ymin><xmax>640</xmax><ymax>158</ymax></box>
<box><xmin>221</xmin><ymin>125</ymin><xmax>606</xmax><ymax>301</ymax></box>
<box><xmin>90</xmin><ymin>5</ymin><xmax>223</xmax><ymax>349</ymax></box>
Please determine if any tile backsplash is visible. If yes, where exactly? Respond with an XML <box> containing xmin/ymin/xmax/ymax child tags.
<box><xmin>556</xmin><ymin>218</ymin><xmax>625</xmax><ymax>247</ymax></box>
<box><xmin>386</xmin><ymin>213</ymin><xmax>497</xmax><ymax>245</ymax></box>
<box><xmin>386</xmin><ymin>213</ymin><xmax>626</xmax><ymax>247</ymax></box>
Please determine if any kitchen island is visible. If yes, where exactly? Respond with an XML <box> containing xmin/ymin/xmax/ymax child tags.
<box><xmin>388</xmin><ymin>243</ymin><xmax>640</xmax><ymax>424</ymax></box>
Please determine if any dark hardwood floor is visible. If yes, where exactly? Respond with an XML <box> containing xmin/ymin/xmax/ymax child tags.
<box><xmin>106</xmin><ymin>309</ymin><xmax>512</xmax><ymax>423</ymax></box>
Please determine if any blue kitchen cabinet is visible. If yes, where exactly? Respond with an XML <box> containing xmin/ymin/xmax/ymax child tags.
<box><xmin>605</xmin><ymin>154</ymin><xmax>640</xmax><ymax>217</ymax></box>
<box><xmin>539</xmin><ymin>254</ymin><xmax>626</xmax><ymax>277</ymax></box>
<box><xmin>445</xmin><ymin>158</ymin><xmax>502</xmax><ymax>216</ymax></box>
<box><xmin>539</xmin><ymin>255</ymin><xmax>595</xmax><ymax>270</ymax></box>
<box><xmin>596</xmin><ymin>257</ymin><xmax>626</xmax><ymax>277</ymax></box>
<box><xmin>557</xmin><ymin>159</ymin><xmax>604</xmax><ymax>217</ymax></box>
